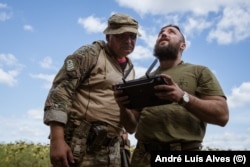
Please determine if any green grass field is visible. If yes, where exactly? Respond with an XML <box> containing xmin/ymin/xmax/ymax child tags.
<box><xmin>0</xmin><ymin>140</ymin><xmax>233</xmax><ymax>167</ymax></box>
<box><xmin>0</xmin><ymin>141</ymin><xmax>50</xmax><ymax>167</ymax></box>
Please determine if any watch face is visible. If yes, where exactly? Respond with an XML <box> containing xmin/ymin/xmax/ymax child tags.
<box><xmin>183</xmin><ymin>92</ymin><xmax>189</xmax><ymax>103</ymax></box>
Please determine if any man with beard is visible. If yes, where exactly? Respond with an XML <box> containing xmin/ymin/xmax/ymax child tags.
<box><xmin>114</xmin><ymin>25</ymin><xmax>229</xmax><ymax>167</ymax></box>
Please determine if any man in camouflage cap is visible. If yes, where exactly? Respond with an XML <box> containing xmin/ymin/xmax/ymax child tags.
<box><xmin>43</xmin><ymin>13</ymin><xmax>141</xmax><ymax>167</ymax></box>
<box><xmin>103</xmin><ymin>13</ymin><xmax>141</xmax><ymax>36</ymax></box>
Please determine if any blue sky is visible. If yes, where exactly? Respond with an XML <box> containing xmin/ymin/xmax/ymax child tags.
<box><xmin>1</xmin><ymin>0</ymin><xmax>250</xmax><ymax>150</ymax></box>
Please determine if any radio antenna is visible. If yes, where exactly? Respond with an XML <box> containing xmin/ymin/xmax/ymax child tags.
<box><xmin>122</xmin><ymin>64</ymin><xmax>134</xmax><ymax>83</ymax></box>
<box><xmin>145</xmin><ymin>58</ymin><xmax>158</xmax><ymax>78</ymax></box>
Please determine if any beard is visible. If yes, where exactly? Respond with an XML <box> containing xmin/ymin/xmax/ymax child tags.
<box><xmin>153</xmin><ymin>42</ymin><xmax>180</xmax><ymax>61</ymax></box>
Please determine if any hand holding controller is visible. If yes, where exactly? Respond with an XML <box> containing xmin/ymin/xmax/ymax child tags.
<box><xmin>153</xmin><ymin>75</ymin><xmax>169</xmax><ymax>92</ymax></box>
<box><xmin>114</xmin><ymin>59</ymin><xmax>172</xmax><ymax>109</ymax></box>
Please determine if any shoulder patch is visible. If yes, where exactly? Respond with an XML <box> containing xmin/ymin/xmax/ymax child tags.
<box><xmin>66</xmin><ymin>59</ymin><xmax>75</xmax><ymax>71</ymax></box>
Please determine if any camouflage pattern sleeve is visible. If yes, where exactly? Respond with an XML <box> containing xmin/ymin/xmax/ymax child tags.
<box><xmin>43</xmin><ymin>41</ymin><xmax>104</xmax><ymax>126</ymax></box>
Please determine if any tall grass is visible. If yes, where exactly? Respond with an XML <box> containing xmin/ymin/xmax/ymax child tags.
<box><xmin>0</xmin><ymin>141</ymin><xmax>50</xmax><ymax>167</ymax></box>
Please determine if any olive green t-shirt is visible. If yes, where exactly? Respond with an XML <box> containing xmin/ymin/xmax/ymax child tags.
<box><xmin>135</xmin><ymin>62</ymin><xmax>226</xmax><ymax>143</ymax></box>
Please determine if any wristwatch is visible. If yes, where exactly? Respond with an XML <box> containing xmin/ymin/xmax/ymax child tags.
<box><xmin>179</xmin><ymin>91</ymin><xmax>190</xmax><ymax>106</ymax></box>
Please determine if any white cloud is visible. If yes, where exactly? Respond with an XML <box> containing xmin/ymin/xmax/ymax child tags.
<box><xmin>129</xmin><ymin>128</ymin><xmax>250</xmax><ymax>150</ymax></box>
<box><xmin>130</xmin><ymin>45</ymin><xmax>153</xmax><ymax>60</ymax></box>
<box><xmin>0</xmin><ymin>54</ymin><xmax>23</xmax><ymax>86</ymax></box>
<box><xmin>183</xmin><ymin>17</ymin><xmax>213</xmax><ymax>37</ymax></box>
<box><xmin>27</xmin><ymin>108</ymin><xmax>43</xmax><ymax>120</ymax></box>
<box><xmin>0</xmin><ymin>12</ymin><xmax>11</xmax><ymax>21</ymax></box>
<box><xmin>33</xmin><ymin>57</ymin><xmax>58</xmax><ymax>88</ymax></box>
<box><xmin>116</xmin><ymin>0</ymin><xmax>250</xmax><ymax>44</ymax></box>
<box><xmin>0</xmin><ymin>3</ymin><xmax>7</xmax><ymax>8</ymax></box>
<box><xmin>0</xmin><ymin>3</ymin><xmax>12</xmax><ymax>21</ymax></box>
<box><xmin>228</xmin><ymin>108</ymin><xmax>250</xmax><ymax>125</ymax></box>
<box><xmin>78</xmin><ymin>15</ymin><xmax>106</xmax><ymax>33</ymax></box>
<box><xmin>0</xmin><ymin>53</ymin><xmax>18</xmax><ymax>66</ymax></box>
<box><xmin>30</xmin><ymin>73</ymin><xmax>55</xmax><ymax>89</ymax></box>
<box><xmin>0</xmin><ymin>68</ymin><xmax>18</xmax><ymax>86</ymax></box>
<box><xmin>137</xmin><ymin>27</ymin><xmax>158</xmax><ymax>48</ymax></box>
<box><xmin>227</xmin><ymin>82</ymin><xmax>250</xmax><ymax>108</ymax></box>
<box><xmin>23</xmin><ymin>24</ymin><xmax>34</xmax><ymax>32</ymax></box>
<box><xmin>203</xmin><ymin>130</ymin><xmax>250</xmax><ymax>150</ymax></box>
<box><xmin>0</xmin><ymin>109</ymin><xmax>49</xmax><ymax>144</ymax></box>
<box><xmin>116</xmin><ymin>0</ymin><xmax>231</xmax><ymax>16</ymax></box>
<box><xmin>134</xmin><ymin>65</ymin><xmax>148</xmax><ymax>79</ymax></box>
<box><xmin>207</xmin><ymin>5</ymin><xmax>250</xmax><ymax>44</ymax></box>
<box><xmin>30</xmin><ymin>73</ymin><xmax>55</xmax><ymax>83</ymax></box>
<box><xmin>207</xmin><ymin>29</ymin><xmax>233</xmax><ymax>44</ymax></box>
<box><xmin>40</xmin><ymin>56</ymin><xmax>53</xmax><ymax>69</ymax></box>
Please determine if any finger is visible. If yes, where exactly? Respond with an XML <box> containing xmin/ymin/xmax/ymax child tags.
<box><xmin>51</xmin><ymin>161</ymin><xmax>61</xmax><ymax>167</ymax></box>
<box><xmin>51</xmin><ymin>156</ymin><xmax>68</xmax><ymax>167</ymax></box>
<box><xmin>154</xmin><ymin>84</ymin><xmax>169</xmax><ymax>92</ymax></box>
<box><xmin>51</xmin><ymin>158</ymin><xmax>60</xmax><ymax>167</ymax></box>
<box><xmin>113</xmin><ymin>89</ymin><xmax>124</xmax><ymax>97</ymax></box>
<box><xmin>160</xmin><ymin>74</ymin><xmax>175</xmax><ymax>85</ymax></box>
<box><xmin>61</xmin><ymin>160</ymin><xmax>66</xmax><ymax>167</ymax></box>
<box><xmin>67</xmin><ymin>149</ymin><xmax>75</xmax><ymax>164</ymax></box>
<box><xmin>112</xmin><ymin>84</ymin><xmax>120</xmax><ymax>90</ymax></box>
<box><xmin>61</xmin><ymin>158</ymin><xmax>70</xmax><ymax>167</ymax></box>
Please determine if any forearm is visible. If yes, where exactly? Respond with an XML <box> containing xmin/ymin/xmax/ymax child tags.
<box><xmin>50</xmin><ymin>122</ymin><xmax>65</xmax><ymax>142</ymax></box>
<box><xmin>185</xmin><ymin>94</ymin><xmax>229</xmax><ymax>126</ymax></box>
<box><xmin>120</xmin><ymin>108</ymin><xmax>139</xmax><ymax>134</ymax></box>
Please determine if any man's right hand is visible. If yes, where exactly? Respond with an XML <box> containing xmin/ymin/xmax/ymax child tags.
<box><xmin>49</xmin><ymin>122</ymin><xmax>75</xmax><ymax>167</ymax></box>
<box><xmin>113</xmin><ymin>85</ymin><xmax>130</xmax><ymax>110</ymax></box>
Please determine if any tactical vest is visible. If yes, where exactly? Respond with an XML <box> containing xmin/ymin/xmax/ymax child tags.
<box><xmin>64</xmin><ymin>40</ymin><xmax>133</xmax><ymax>164</ymax></box>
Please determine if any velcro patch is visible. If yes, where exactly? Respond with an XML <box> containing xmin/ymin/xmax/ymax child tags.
<box><xmin>66</xmin><ymin>59</ymin><xmax>75</xmax><ymax>71</ymax></box>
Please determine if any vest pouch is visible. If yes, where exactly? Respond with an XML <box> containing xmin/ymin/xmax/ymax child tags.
<box><xmin>87</xmin><ymin>124</ymin><xmax>108</xmax><ymax>152</ymax></box>
<box><xmin>68</xmin><ymin>120</ymin><xmax>91</xmax><ymax>163</ymax></box>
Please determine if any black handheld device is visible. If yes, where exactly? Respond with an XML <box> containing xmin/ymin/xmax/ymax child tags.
<box><xmin>115</xmin><ymin>58</ymin><xmax>171</xmax><ymax>109</ymax></box>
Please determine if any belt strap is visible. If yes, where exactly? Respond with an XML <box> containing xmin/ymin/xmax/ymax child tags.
<box><xmin>89</xmin><ymin>121</ymin><xmax>119</xmax><ymax>147</ymax></box>
<box><xmin>102</xmin><ymin>136</ymin><xmax>119</xmax><ymax>146</ymax></box>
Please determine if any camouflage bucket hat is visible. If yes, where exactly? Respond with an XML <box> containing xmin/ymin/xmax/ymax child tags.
<box><xmin>103</xmin><ymin>13</ymin><xmax>141</xmax><ymax>36</ymax></box>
